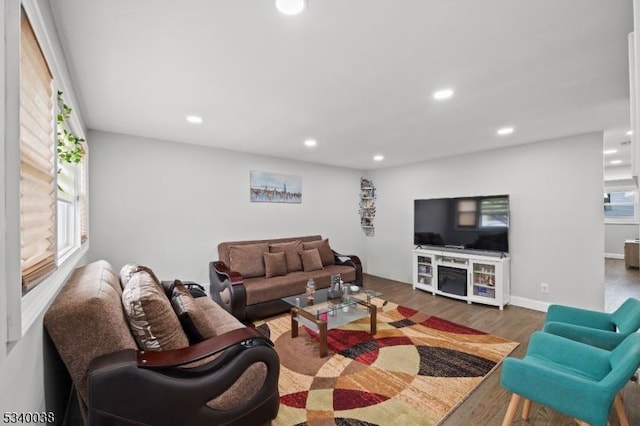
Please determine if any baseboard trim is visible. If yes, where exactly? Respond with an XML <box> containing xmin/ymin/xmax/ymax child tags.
<box><xmin>509</xmin><ymin>296</ymin><xmax>551</xmax><ymax>313</ymax></box>
<box><xmin>605</xmin><ymin>253</ymin><xmax>624</xmax><ymax>260</ymax></box>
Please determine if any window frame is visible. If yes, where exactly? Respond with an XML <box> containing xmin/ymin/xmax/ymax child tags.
<box><xmin>3</xmin><ymin>0</ymin><xmax>89</xmax><ymax>343</ymax></box>
<box><xmin>604</xmin><ymin>186</ymin><xmax>639</xmax><ymax>224</ymax></box>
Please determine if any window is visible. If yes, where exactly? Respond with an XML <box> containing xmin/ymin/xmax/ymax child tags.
<box><xmin>19</xmin><ymin>7</ymin><xmax>87</xmax><ymax>295</ymax></box>
<box><xmin>604</xmin><ymin>190</ymin><xmax>638</xmax><ymax>222</ymax></box>
<box><xmin>19</xmin><ymin>8</ymin><xmax>56</xmax><ymax>292</ymax></box>
<box><xmin>456</xmin><ymin>199</ymin><xmax>477</xmax><ymax>227</ymax></box>
<box><xmin>456</xmin><ymin>196</ymin><xmax>510</xmax><ymax>228</ymax></box>
<box><xmin>480</xmin><ymin>196</ymin><xmax>509</xmax><ymax>228</ymax></box>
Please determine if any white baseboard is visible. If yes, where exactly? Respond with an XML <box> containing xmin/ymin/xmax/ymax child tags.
<box><xmin>605</xmin><ymin>253</ymin><xmax>624</xmax><ymax>260</ymax></box>
<box><xmin>509</xmin><ymin>296</ymin><xmax>551</xmax><ymax>312</ymax></box>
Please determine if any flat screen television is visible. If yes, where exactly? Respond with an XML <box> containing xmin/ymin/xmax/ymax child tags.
<box><xmin>414</xmin><ymin>195</ymin><xmax>510</xmax><ymax>254</ymax></box>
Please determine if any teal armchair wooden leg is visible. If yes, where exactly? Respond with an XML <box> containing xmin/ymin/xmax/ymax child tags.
<box><xmin>502</xmin><ymin>393</ymin><xmax>521</xmax><ymax>426</ymax></box>
<box><xmin>614</xmin><ymin>394</ymin><xmax>629</xmax><ymax>426</ymax></box>
<box><xmin>522</xmin><ymin>398</ymin><xmax>532</xmax><ymax>420</ymax></box>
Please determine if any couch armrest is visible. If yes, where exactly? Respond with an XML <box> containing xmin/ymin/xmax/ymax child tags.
<box><xmin>137</xmin><ymin>327</ymin><xmax>271</xmax><ymax>368</ymax></box>
<box><xmin>333</xmin><ymin>251</ymin><xmax>363</xmax><ymax>287</ymax></box>
<box><xmin>209</xmin><ymin>261</ymin><xmax>248</xmax><ymax>321</ymax></box>
<box><xmin>87</xmin><ymin>334</ymin><xmax>280</xmax><ymax>426</ymax></box>
<box><xmin>211</xmin><ymin>261</ymin><xmax>244</xmax><ymax>285</ymax></box>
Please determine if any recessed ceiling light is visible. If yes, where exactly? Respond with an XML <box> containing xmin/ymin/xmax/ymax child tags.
<box><xmin>610</xmin><ymin>159</ymin><xmax>623</xmax><ymax>165</ymax></box>
<box><xmin>627</xmin><ymin>130</ymin><xmax>634</xmax><ymax>136</ymax></box>
<box><xmin>276</xmin><ymin>0</ymin><xmax>307</xmax><ymax>15</ymax></box>
<box><xmin>433</xmin><ymin>88</ymin><xmax>454</xmax><ymax>100</ymax></box>
<box><xmin>304</xmin><ymin>139</ymin><xmax>317</xmax><ymax>147</ymax></box>
<box><xmin>373</xmin><ymin>154</ymin><xmax>384</xmax><ymax>162</ymax></box>
<box><xmin>497</xmin><ymin>126</ymin><xmax>514</xmax><ymax>136</ymax></box>
<box><xmin>603</xmin><ymin>149</ymin><xmax>618</xmax><ymax>155</ymax></box>
<box><xmin>186</xmin><ymin>115</ymin><xmax>203</xmax><ymax>124</ymax></box>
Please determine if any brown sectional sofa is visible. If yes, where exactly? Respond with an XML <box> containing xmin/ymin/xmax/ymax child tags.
<box><xmin>209</xmin><ymin>235</ymin><xmax>362</xmax><ymax>321</ymax></box>
<box><xmin>44</xmin><ymin>260</ymin><xmax>280</xmax><ymax>426</ymax></box>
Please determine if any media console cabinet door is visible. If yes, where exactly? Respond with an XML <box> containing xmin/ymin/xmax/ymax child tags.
<box><xmin>625</xmin><ymin>240</ymin><xmax>640</xmax><ymax>269</ymax></box>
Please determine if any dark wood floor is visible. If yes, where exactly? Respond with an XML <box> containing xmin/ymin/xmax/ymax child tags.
<box><xmin>363</xmin><ymin>262</ymin><xmax>640</xmax><ymax>426</ymax></box>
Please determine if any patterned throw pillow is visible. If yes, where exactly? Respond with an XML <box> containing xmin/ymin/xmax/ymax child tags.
<box><xmin>300</xmin><ymin>248</ymin><xmax>323</xmax><ymax>272</ymax></box>
<box><xmin>121</xmin><ymin>268</ymin><xmax>189</xmax><ymax>351</ymax></box>
<box><xmin>168</xmin><ymin>280</ymin><xmax>217</xmax><ymax>344</ymax></box>
<box><xmin>264</xmin><ymin>252</ymin><xmax>287</xmax><ymax>278</ymax></box>
<box><xmin>229</xmin><ymin>243</ymin><xmax>269</xmax><ymax>278</ymax></box>
<box><xmin>302</xmin><ymin>239</ymin><xmax>335</xmax><ymax>266</ymax></box>
<box><xmin>119</xmin><ymin>263</ymin><xmax>140</xmax><ymax>289</ymax></box>
<box><xmin>269</xmin><ymin>240</ymin><xmax>303</xmax><ymax>272</ymax></box>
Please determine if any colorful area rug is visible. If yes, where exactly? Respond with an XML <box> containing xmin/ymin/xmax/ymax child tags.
<box><xmin>255</xmin><ymin>299</ymin><xmax>519</xmax><ymax>426</ymax></box>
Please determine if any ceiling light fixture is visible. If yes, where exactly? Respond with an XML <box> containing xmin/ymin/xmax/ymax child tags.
<box><xmin>627</xmin><ymin>130</ymin><xmax>634</xmax><ymax>136</ymax></box>
<box><xmin>603</xmin><ymin>149</ymin><xmax>618</xmax><ymax>155</ymax></box>
<box><xmin>186</xmin><ymin>115</ymin><xmax>203</xmax><ymax>124</ymax></box>
<box><xmin>610</xmin><ymin>159</ymin><xmax>623</xmax><ymax>165</ymax></box>
<box><xmin>496</xmin><ymin>126</ymin><xmax>514</xmax><ymax>136</ymax></box>
<box><xmin>304</xmin><ymin>139</ymin><xmax>317</xmax><ymax>147</ymax></box>
<box><xmin>276</xmin><ymin>0</ymin><xmax>307</xmax><ymax>15</ymax></box>
<box><xmin>433</xmin><ymin>88</ymin><xmax>454</xmax><ymax>100</ymax></box>
<box><xmin>373</xmin><ymin>154</ymin><xmax>384</xmax><ymax>162</ymax></box>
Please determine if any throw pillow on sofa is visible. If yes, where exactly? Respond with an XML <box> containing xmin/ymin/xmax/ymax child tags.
<box><xmin>269</xmin><ymin>240</ymin><xmax>303</xmax><ymax>272</ymax></box>
<box><xmin>300</xmin><ymin>248</ymin><xmax>324</xmax><ymax>272</ymax></box>
<box><xmin>264</xmin><ymin>252</ymin><xmax>287</xmax><ymax>278</ymax></box>
<box><xmin>229</xmin><ymin>243</ymin><xmax>269</xmax><ymax>278</ymax></box>
<box><xmin>167</xmin><ymin>279</ymin><xmax>217</xmax><ymax>344</ymax></box>
<box><xmin>121</xmin><ymin>267</ymin><xmax>189</xmax><ymax>351</ymax></box>
<box><xmin>302</xmin><ymin>239</ymin><xmax>335</xmax><ymax>266</ymax></box>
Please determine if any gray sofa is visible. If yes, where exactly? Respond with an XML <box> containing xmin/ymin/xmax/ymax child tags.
<box><xmin>209</xmin><ymin>235</ymin><xmax>362</xmax><ymax>321</ymax></box>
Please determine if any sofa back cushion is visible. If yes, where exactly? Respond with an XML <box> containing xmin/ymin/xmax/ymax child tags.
<box><xmin>302</xmin><ymin>238</ymin><xmax>335</xmax><ymax>266</ymax></box>
<box><xmin>44</xmin><ymin>260</ymin><xmax>138</xmax><ymax>408</ymax></box>
<box><xmin>269</xmin><ymin>240</ymin><xmax>303</xmax><ymax>272</ymax></box>
<box><xmin>229</xmin><ymin>243</ymin><xmax>270</xmax><ymax>278</ymax></box>
<box><xmin>122</xmin><ymin>268</ymin><xmax>189</xmax><ymax>351</ymax></box>
<box><xmin>218</xmin><ymin>235</ymin><xmax>322</xmax><ymax>267</ymax></box>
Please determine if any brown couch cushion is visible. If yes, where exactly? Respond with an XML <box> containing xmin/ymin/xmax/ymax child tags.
<box><xmin>168</xmin><ymin>280</ymin><xmax>217</xmax><ymax>343</ymax></box>
<box><xmin>218</xmin><ymin>235</ymin><xmax>322</xmax><ymax>266</ymax></box>
<box><xmin>269</xmin><ymin>240</ymin><xmax>303</xmax><ymax>272</ymax></box>
<box><xmin>243</xmin><ymin>264</ymin><xmax>356</xmax><ymax>305</ymax></box>
<box><xmin>122</xmin><ymin>268</ymin><xmax>189</xmax><ymax>351</ymax></box>
<box><xmin>300</xmin><ymin>248</ymin><xmax>323</xmax><ymax>272</ymax></box>
<box><xmin>264</xmin><ymin>252</ymin><xmax>287</xmax><ymax>278</ymax></box>
<box><xmin>302</xmin><ymin>238</ymin><xmax>335</xmax><ymax>266</ymax></box>
<box><xmin>43</xmin><ymin>261</ymin><xmax>138</xmax><ymax>410</ymax></box>
<box><xmin>229</xmin><ymin>243</ymin><xmax>269</xmax><ymax>278</ymax></box>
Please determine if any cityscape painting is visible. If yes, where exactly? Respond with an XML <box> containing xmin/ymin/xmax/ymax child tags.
<box><xmin>250</xmin><ymin>171</ymin><xmax>302</xmax><ymax>204</ymax></box>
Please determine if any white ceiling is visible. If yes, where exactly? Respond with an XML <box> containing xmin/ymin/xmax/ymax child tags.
<box><xmin>49</xmin><ymin>0</ymin><xmax>634</xmax><ymax>170</ymax></box>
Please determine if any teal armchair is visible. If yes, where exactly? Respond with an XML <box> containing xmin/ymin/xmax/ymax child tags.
<box><xmin>500</xmin><ymin>331</ymin><xmax>640</xmax><ymax>426</ymax></box>
<box><xmin>543</xmin><ymin>298</ymin><xmax>640</xmax><ymax>350</ymax></box>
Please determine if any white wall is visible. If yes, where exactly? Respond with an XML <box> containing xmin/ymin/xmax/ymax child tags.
<box><xmin>605</xmin><ymin>223</ymin><xmax>640</xmax><ymax>257</ymax></box>
<box><xmin>366</xmin><ymin>132</ymin><xmax>605</xmax><ymax>310</ymax></box>
<box><xmin>87</xmin><ymin>130</ymin><xmax>366</xmax><ymax>283</ymax></box>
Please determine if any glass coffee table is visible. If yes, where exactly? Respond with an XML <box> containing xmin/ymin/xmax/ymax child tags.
<box><xmin>281</xmin><ymin>286</ymin><xmax>382</xmax><ymax>357</ymax></box>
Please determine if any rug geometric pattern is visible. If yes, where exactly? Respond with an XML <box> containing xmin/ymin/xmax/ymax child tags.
<box><xmin>256</xmin><ymin>299</ymin><xmax>519</xmax><ymax>426</ymax></box>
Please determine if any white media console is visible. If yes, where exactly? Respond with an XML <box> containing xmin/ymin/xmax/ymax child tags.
<box><xmin>412</xmin><ymin>247</ymin><xmax>510</xmax><ymax>309</ymax></box>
